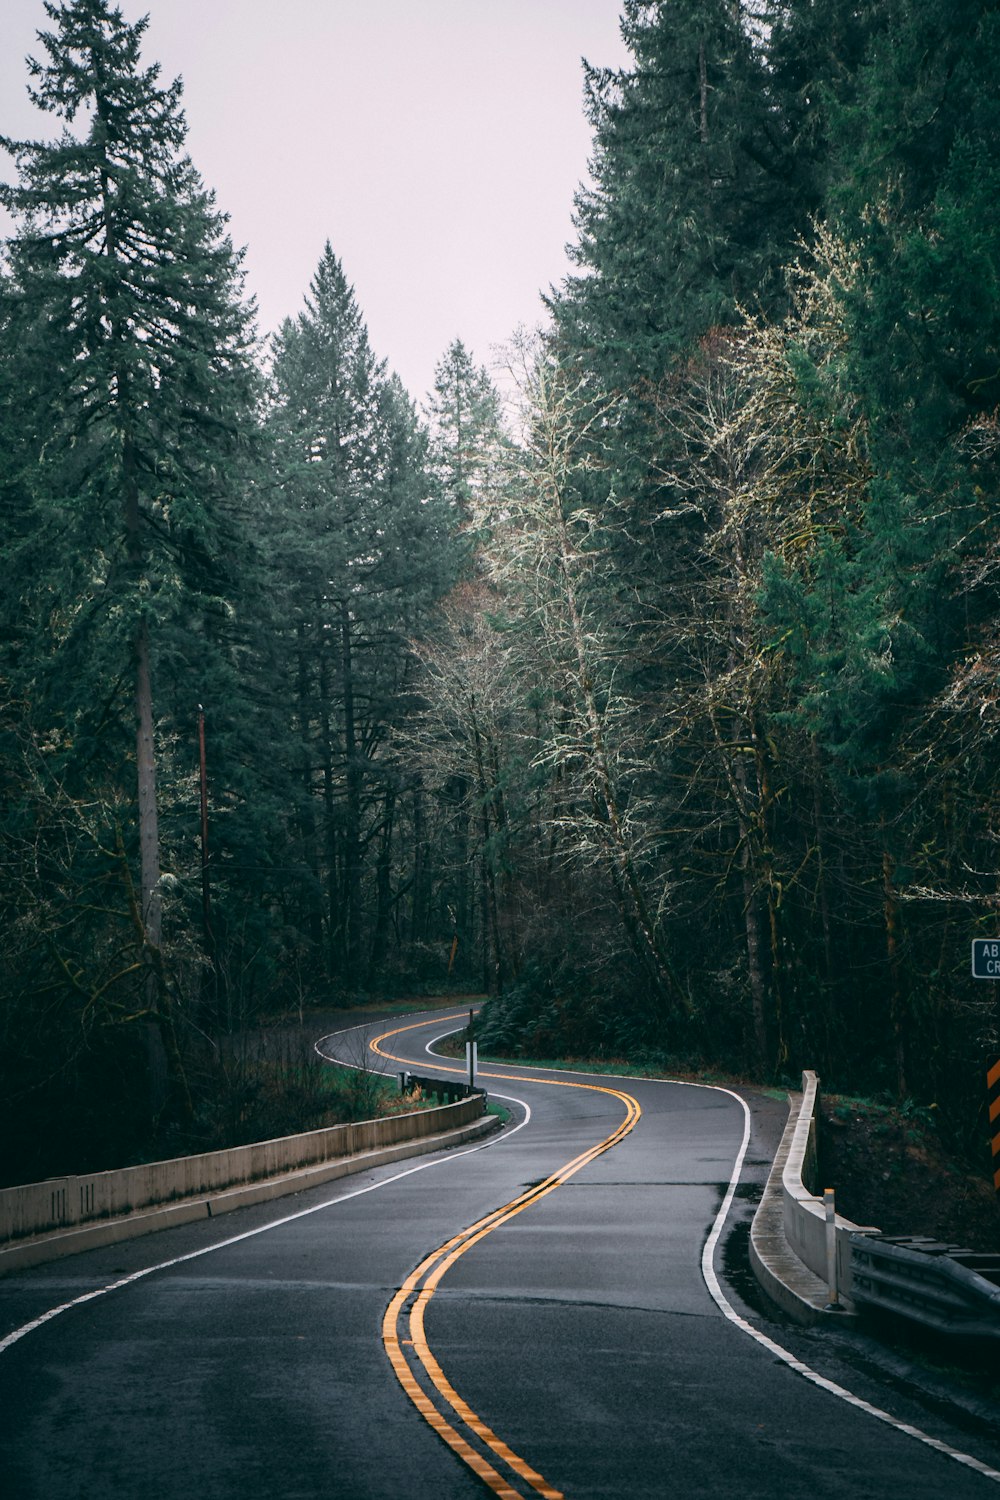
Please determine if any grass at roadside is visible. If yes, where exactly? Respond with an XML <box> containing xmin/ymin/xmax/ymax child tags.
<box><xmin>263</xmin><ymin>993</ymin><xmax>487</xmax><ymax>1027</ymax></box>
<box><xmin>431</xmin><ymin>1035</ymin><xmax>751</xmax><ymax>1090</ymax></box>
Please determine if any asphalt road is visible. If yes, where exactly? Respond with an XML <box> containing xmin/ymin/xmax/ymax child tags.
<box><xmin>2</xmin><ymin>1006</ymin><xmax>999</xmax><ymax>1499</ymax></box>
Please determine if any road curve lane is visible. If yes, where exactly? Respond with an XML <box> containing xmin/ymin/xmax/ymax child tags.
<box><xmin>0</xmin><ymin>1013</ymin><xmax>542</xmax><ymax>1500</ymax></box>
<box><xmin>332</xmin><ymin>1012</ymin><xmax>1000</xmax><ymax>1499</ymax></box>
<box><xmin>365</xmin><ymin>1015</ymin><xmax>642</xmax><ymax>1498</ymax></box>
<box><xmin>1</xmin><ymin>1007</ymin><xmax>999</xmax><ymax>1499</ymax></box>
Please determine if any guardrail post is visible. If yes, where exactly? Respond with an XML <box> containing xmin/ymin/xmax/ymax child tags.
<box><xmin>824</xmin><ymin>1188</ymin><xmax>842</xmax><ymax>1310</ymax></box>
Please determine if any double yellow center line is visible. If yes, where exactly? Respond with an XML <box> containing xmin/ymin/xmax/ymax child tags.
<box><xmin>374</xmin><ymin>1014</ymin><xmax>642</xmax><ymax>1500</ymax></box>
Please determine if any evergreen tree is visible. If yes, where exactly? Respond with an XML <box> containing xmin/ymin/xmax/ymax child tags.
<box><xmin>827</xmin><ymin>0</ymin><xmax>1000</xmax><ymax>446</ymax></box>
<box><xmin>543</xmin><ymin>0</ymin><xmax>829</xmax><ymax>782</ymax></box>
<box><xmin>264</xmin><ymin>246</ymin><xmax>454</xmax><ymax>991</ymax></box>
<box><xmin>762</xmin><ymin>0</ymin><xmax>880</xmax><ymax>218</ymax></box>
<box><xmin>425</xmin><ymin>339</ymin><xmax>506</xmax><ymax>527</ymax></box>
<box><xmin>265</xmin><ymin>247</ymin><xmax>385</xmax><ymax>986</ymax></box>
<box><xmin>0</xmin><ymin>0</ymin><xmax>258</xmax><ymax>1118</ymax></box>
<box><xmin>551</xmin><ymin>0</ymin><xmax>799</xmax><ymax>391</ymax></box>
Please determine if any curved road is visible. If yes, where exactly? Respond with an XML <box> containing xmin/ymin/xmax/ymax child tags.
<box><xmin>1</xmin><ymin>1006</ymin><xmax>999</xmax><ymax>1498</ymax></box>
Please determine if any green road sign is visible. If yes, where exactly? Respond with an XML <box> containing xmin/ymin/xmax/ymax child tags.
<box><xmin>972</xmin><ymin>939</ymin><xmax>1000</xmax><ymax>978</ymax></box>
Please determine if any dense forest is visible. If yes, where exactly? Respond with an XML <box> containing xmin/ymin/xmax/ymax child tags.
<box><xmin>2</xmin><ymin>0</ymin><xmax>999</xmax><ymax>1184</ymax></box>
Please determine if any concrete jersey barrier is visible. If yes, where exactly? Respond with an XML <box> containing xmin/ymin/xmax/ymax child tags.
<box><xmin>750</xmin><ymin>1070</ymin><xmax>878</xmax><ymax>1323</ymax></box>
<box><xmin>0</xmin><ymin>1095</ymin><xmax>485</xmax><ymax>1248</ymax></box>
<box><xmin>781</xmin><ymin>1070</ymin><xmax>878</xmax><ymax>1308</ymax></box>
<box><xmin>769</xmin><ymin>1073</ymin><xmax>1000</xmax><ymax>1340</ymax></box>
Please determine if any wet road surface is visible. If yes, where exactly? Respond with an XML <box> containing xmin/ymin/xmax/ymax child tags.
<box><xmin>2</xmin><ymin>1007</ymin><xmax>999</xmax><ymax>1498</ymax></box>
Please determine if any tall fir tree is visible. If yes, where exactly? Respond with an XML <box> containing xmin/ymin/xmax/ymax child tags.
<box><xmin>762</xmin><ymin>0</ymin><xmax>880</xmax><ymax>218</ymax></box>
<box><xmin>0</xmin><ymin>0</ymin><xmax>258</xmax><ymax>1126</ymax></box>
<box><xmin>826</xmin><ymin>0</ymin><xmax>1000</xmax><ymax>447</ymax></box>
<box><xmin>425</xmin><ymin>338</ymin><xmax>506</xmax><ymax>528</ymax></box>
<box><xmin>551</xmin><ymin>0</ymin><xmax>800</xmax><ymax>392</ymax></box>
<box><xmin>264</xmin><ymin>246</ymin><xmax>454</xmax><ymax>990</ymax></box>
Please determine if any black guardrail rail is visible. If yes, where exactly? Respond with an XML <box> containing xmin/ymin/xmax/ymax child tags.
<box><xmin>850</xmin><ymin>1233</ymin><xmax>1000</xmax><ymax>1341</ymax></box>
<box><xmin>398</xmin><ymin>1071</ymin><xmax>483</xmax><ymax>1107</ymax></box>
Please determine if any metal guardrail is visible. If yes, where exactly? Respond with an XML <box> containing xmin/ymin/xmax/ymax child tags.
<box><xmin>398</xmin><ymin>1071</ymin><xmax>482</xmax><ymax>1107</ymax></box>
<box><xmin>850</xmin><ymin>1233</ymin><xmax>1000</xmax><ymax>1341</ymax></box>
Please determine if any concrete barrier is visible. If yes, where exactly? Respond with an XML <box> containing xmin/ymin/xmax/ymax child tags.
<box><xmin>752</xmin><ymin>1073</ymin><xmax>1000</xmax><ymax>1339</ymax></box>
<box><xmin>0</xmin><ymin>1095</ymin><xmax>488</xmax><ymax>1270</ymax></box>
<box><xmin>785</xmin><ymin>1071</ymin><xmax>881</xmax><ymax>1307</ymax></box>
<box><xmin>750</xmin><ymin>1071</ymin><xmax>879</xmax><ymax>1323</ymax></box>
<box><xmin>775</xmin><ymin>1071</ymin><xmax>877</xmax><ymax>1314</ymax></box>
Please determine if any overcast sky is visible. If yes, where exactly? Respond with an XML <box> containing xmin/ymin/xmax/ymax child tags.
<box><xmin>1</xmin><ymin>0</ymin><xmax>631</xmax><ymax>403</ymax></box>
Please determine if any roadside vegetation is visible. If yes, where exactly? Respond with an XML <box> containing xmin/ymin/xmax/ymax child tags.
<box><xmin>820</xmin><ymin>1093</ymin><xmax>1000</xmax><ymax>1254</ymax></box>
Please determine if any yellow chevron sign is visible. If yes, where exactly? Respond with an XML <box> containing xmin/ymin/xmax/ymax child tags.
<box><xmin>990</xmin><ymin>1057</ymin><xmax>1000</xmax><ymax>1193</ymax></box>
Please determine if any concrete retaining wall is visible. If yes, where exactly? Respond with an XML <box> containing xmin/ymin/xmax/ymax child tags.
<box><xmin>782</xmin><ymin>1071</ymin><xmax>877</xmax><ymax>1307</ymax></box>
<box><xmin>0</xmin><ymin>1095</ymin><xmax>484</xmax><ymax>1247</ymax></box>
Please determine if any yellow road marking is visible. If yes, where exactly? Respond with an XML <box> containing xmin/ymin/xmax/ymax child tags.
<box><xmin>374</xmin><ymin>1013</ymin><xmax>641</xmax><ymax>1500</ymax></box>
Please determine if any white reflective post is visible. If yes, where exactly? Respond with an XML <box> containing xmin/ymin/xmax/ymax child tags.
<box><xmin>824</xmin><ymin>1187</ymin><xmax>839</xmax><ymax>1307</ymax></box>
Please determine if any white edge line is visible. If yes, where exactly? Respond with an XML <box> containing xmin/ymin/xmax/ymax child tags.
<box><xmin>317</xmin><ymin>1016</ymin><xmax>531</xmax><ymax>1140</ymax></box>
<box><xmin>303</xmin><ymin>1030</ymin><xmax>1000</xmax><ymax>1483</ymax></box>
<box><xmin>472</xmin><ymin>1055</ymin><xmax>1000</xmax><ymax>1488</ymax></box>
<box><xmin>11</xmin><ymin>1027</ymin><xmax>995</xmax><ymax>1486</ymax></box>
<box><xmin>420</xmin><ymin>1024</ymin><xmax>533</xmax><ymax>1137</ymax></box>
<box><xmin>1</xmin><ymin>1021</ymin><xmax>530</xmax><ymax>1359</ymax></box>
<box><xmin>698</xmin><ymin>1084</ymin><xmax>1000</xmax><ymax>1485</ymax></box>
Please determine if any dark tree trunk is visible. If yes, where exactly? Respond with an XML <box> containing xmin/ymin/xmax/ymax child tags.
<box><xmin>369</xmin><ymin>788</ymin><xmax>395</xmax><ymax>980</ymax></box>
<box><xmin>341</xmin><ymin>600</ymin><xmax>363</xmax><ymax>986</ymax></box>
<box><xmin>296</xmin><ymin>620</ymin><xmax>324</xmax><ymax>951</ymax></box>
